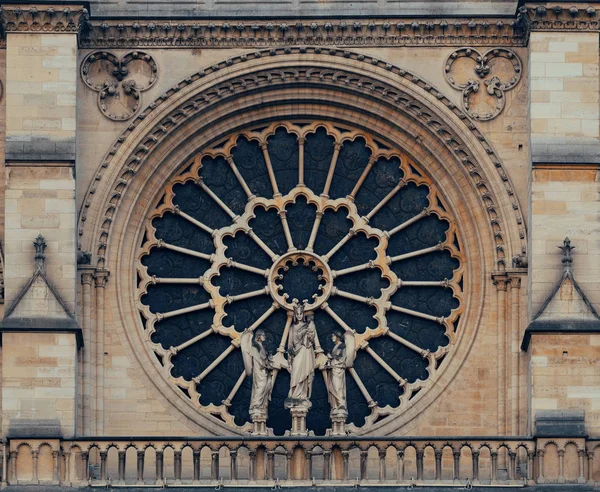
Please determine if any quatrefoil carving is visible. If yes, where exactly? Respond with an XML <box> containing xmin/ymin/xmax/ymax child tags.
<box><xmin>444</xmin><ymin>48</ymin><xmax>522</xmax><ymax>121</ymax></box>
<box><xmin>81</xmin><ymin>51</ymin><xmax>158</xmax><ymax>121</ymax></box>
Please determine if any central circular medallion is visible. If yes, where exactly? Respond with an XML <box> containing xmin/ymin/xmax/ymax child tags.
<box><xmin>268</xmin><ymin>251</ymin><xmax>333</xmax><ymax>311</ymax></box>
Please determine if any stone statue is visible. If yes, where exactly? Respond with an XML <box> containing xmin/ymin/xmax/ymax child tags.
<box><xmin>285</xmin><ymin>303</ymin><xmax>316</xmax><ymax>409</ymax></box>
<box><xmin>324</xmin><ymin>330</ymin><xmax>356</xmax><ymax>434</ymax></box>
<box><xmin>241</xmin><ymin>329</ymin><xmax>274</xmax><ymax>433</ymax></box>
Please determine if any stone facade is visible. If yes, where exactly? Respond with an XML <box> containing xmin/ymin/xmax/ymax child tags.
<box><xmin>0</xmin><ymin>0</ymin><xmax>598</xmax><ymax>488</ymax></box>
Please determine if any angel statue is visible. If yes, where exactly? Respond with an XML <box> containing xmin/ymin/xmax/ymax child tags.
<box><xmin>241</xmin><ymin>329</ymin><xmax>274</xmax><ymax>432</ymax></box>
<box><xmin>285</xmin><ymin>303</ymin><xmax>317</xmax><ymax>409</ymax></box>
<box><xmin>324</xmin><ymin>330</ymin><xmax>356</xmax><ymax>423</ymax></box>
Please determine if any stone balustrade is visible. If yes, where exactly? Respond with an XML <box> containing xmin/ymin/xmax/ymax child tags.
<box><xmin>2</xmin><ymin>435</ymin><xmax>599</xmax><ymax>487</ymax></box>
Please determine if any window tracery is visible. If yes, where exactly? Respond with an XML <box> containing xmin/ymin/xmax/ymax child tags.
<box><xmin>136</xmin><ymin>121</ymin><xmax>464</xmax><ymax>435</ymax></box>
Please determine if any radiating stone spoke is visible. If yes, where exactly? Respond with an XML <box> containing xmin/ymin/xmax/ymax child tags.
<box><xmin>389</xmin><ymin>242</ymin><xmax>444</xmax><ymax>263</ymax></box>
<box><xmin>306</xmin><ymin>211</ymin><xmax>323</xmax><ymax>252</ymax></box>
<box><xmin>386</xmin><ymin>330</ymin><xmax>429</xmax><ymax>357</ymax></box>
<box><xmin>388</xmin><ymin>303</ymin><xmax>444</xmax><ymax>324</ymax></box>
<box><xmin>385</xmin><ymin>208</ymin><xmax>430</xmax><ymax>237</ymax></box>
<box><xmin>227</xmin><ymin>259</ymin><xmax>269</xmax><ymax>277</ymax></box>
<box><xmin>172</xmin><ymin>206</ymin><xmax>215</xmax><ymax>235</ymax></box>
<box><xmin>193</xmin><ymin>344</ymin><xmax>236</xmax><ymax>383</ymax></box>
<box><xmin>331</xmin><ymin>288</ymin><xmax>374</xmax><ymax>305</ymax></box>
<box><xmin>222</xmin><ymin>370</ymin><xmax>247</xmax><ymax>407</ymax></box>
<box><xmin>247</xmin><ymin>303</ymin><xmax>278</xmax><ymax>333</ymax></box>
<box><xmin>150</xmin><ymin>276</ymin><xmax>205</xmax><ymax>285</ymax></box>
<box><xmin>156</xmin><ymin>240</ymin><xmax>213</xmax><ymax>261</ymax></box>
<box><xmin>226</xmin><ymin>287</ymin><xmax>269</xmax><ymax>304</ymax></box>
<box><xmin>397</xmin><ymin>279</ymin><xmax>450</xmax><ymax>288</ymax></box>
<box><xmin>322</xmin><ymin>142</ymin><xmax>343</xmax><ymax>197</ymax></box>
<box><xmin>332</xmin><ymin>260</ymin><xmax>377</xmax><ymax>278</ymax></box>
<box><xmin>347</xmin><ymin>156</ymin><xmax>376</xmax><ymax>201</ymax></box>
<box><xmin>170</xmin><ymin>326</ymin><xmax>215</xmax><ymax>354</ymax></box>
<box><xmin>259</xmin><ymin>142</ymin><xmax>281</xmax><ymax>197</ymax></box>
<box><xmin>323</xmin><ymin>304</ymin><xmax>354</xmax><ymax>333</ymax></box>
<box><xmin>246</xmin><ymin>229</ymin><xmax>279</xmax><ymax>261</ymax></box>
<box><xmin>278</xmin><ymin>210</ymin><xmax>296</xmax><ymax>251</ymax></box>
<box><xmin>364</xmin><ymin>346</ymin><xmax>407</xmax><ymax>386</ymax></box>
<box><xmin>348</xmin><ymin>367</ymin><xmax>377</xmax><ymax>408</ymax></box>
<box><xmin>156</xmin><ymin>300</ymin><xmax>213</xmax><ymax>320</ymax></box>
<box><xmin>322</xmin><ymin>229</ymin><xmax>356</xmax><ymax>261</ymax></box>
<box><xmin>297</xmin><ymin>137</ymin><xmax>306</xmax><ymax>186</ymax></box>
<box><xmin>226</xmin><ymin>155</ymin><xmax>254</xmax><ymax>199</ymax></box>
<box><xmin>196</xmin><ymin>177</ymin><xmax>238</xmax><ymax>220</ymax></box>
<box><xmin>363</xmin><ymin>179</ymin><xmax>406</xmax><ymax>222</ymax></box>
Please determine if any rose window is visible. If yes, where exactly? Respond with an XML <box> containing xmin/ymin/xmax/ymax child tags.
<box><xmin>137</xmin><ymin>121</ymin><xmax>464</xmax><ymax>435</ymax></box>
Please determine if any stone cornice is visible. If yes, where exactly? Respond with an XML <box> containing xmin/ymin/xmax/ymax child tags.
<box><xmin>523</xmin><ymin>3</ymin><xmax>599</xmax><ymax>32</ymax></box>
<box><xmin>77</xmin><ymin>17</ymin><xmax>529</xmax><ymax>49</ymax></box>
<box><xmin>0</xmin><ymin>3</ymin><xmax>88</xmax><ymax>43</ymax></box>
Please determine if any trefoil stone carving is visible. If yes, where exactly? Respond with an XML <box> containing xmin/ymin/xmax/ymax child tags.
<box><xmin>444</xmin><ymin>48</ymin><xmax>522</xmax><ymax>121</ymax></box>
<box><xmin>81</xmin><ymin>51</ymin><xmax>158</xmax><ymax>121</ymax></box>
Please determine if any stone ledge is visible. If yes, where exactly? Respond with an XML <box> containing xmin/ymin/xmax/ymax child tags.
<box><xmin>521</xmin><ymin>318</ymin><xmax>600</xmax><ymax>350</ymax></box>
<box><xmin>535</xmin><ymin>410</ymin><xmax>587</xmax><ymax>438</ymax></box>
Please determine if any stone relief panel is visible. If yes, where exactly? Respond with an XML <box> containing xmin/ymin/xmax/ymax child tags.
<box><xmin>136</xmin><ymin>121</ymin><xmax>465</xmax><ymax>436</ymax></box>
<box><xmin>81</xmin><ymin>51</ymin><xmax>158</xmax><ymax>121</ymax></box>
<box><xmin>444</xmin><ymin>48</ymin><xmax>522</xmax><ymax>121</ymax></box>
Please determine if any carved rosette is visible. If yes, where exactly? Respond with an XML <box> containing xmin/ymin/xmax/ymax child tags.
<box><xmin>444</xmin><ymin>48</ymin><xmax>522</xmax><ymax>121</ymax></box>
<box><xmin>136</xmin><ymin>120</ymin><xmax>464</xmax><ymax>434</ymax></box>
<box><xmin>81</xmin><ymin>51</ymin><xmax>158</xmax><ymax>121</ymax></box>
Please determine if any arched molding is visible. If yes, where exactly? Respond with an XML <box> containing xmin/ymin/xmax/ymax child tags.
<box><xmin>78</xmin><ymin>47</ymin><xmax>526</xmax><ymax>269</ymax></box>
<box><xmin>77</xmin><ymin>47</ymin><xmax>525</xmax><ymax>436</ymax></box>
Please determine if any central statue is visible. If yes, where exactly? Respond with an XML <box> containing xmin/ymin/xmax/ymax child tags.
<box><xmin>285</xmin><ymin>303</ymin><xmax>316</xmax><ymax>410</ymax></box>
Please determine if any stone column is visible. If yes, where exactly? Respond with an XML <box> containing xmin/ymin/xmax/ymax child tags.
<box><xmin>136</xmin><ymin>450</ymin><xmax>144</xmax><ymax>484</ymax></box>
<box><xmin>453</xmin><ymin>450</ymin><xmax>461</xmax><ymax>481</ymax></box>
<box><xmin>577</xmin><ymin>450</ymin><xmax>586</xmax><ymax>484</ymax></box>
<box><xmin>9</xmin><ymin>451</ymin><xmax>17</xmax><ymax>485</ymax></box>
<box><xmin>472</xmin><ymin>451</ymin><xmax>479</xmax><ymax>482</ymax></box>
<box><xmin>210</xmin><ymin>451</ymin><xmax>219</xmax><ymax>481</ymax></box>
<box><xmin>52</xmin><ymin>451</ymin><xmax>60</xmax><ymax>483</ymax></box>
<box><xmin>397</xmin><ymin>450</ymin><xmax>405</xmax><ymax>482</ymax></box>
<box><xmin>80</xmin><ymin>270</ymin><xmax>94</xmax><ymax>436</ymax></box>
<box><xmin>537</xmin><ymin>450</ymin><xmax>545</xmax><ymax>483</ymax></box>
<box><xmin>94</xmin><ymin>272</ymin><xmax>109</xmax><ymax>435</ymax></box>
<box><xmin>32</xmin><ymin>450</ymin><xmax>39</xmax><ymax>483</ymax></box>
<box><xmin>63</xmin><ymin>451</ymin><xmax>71</xmax><ymax>485</ymax></box>
<box><xmin>493</xmin><ymin>276</ymin><xmax>508</xmax><ymax>437</ymax></box>
<box><xmin>193</xmin><ymin>450</ymin><xmax>200</xmax><ymax>482</ymax></box>
<box><xmin>558</xmin><ymin>449</ymin><xmax>565</xmax><ymax>483</ymax></box>
<box><xmin>434</xmin><ymin>449</ymin><xmax>442</xmax><ymax>481</ymax></box>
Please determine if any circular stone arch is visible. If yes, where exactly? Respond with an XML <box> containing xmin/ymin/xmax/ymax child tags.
<box><xmin>79</xmin><ymin>48</ymin><xmax>525</xmax><ymax>436</ymax></box>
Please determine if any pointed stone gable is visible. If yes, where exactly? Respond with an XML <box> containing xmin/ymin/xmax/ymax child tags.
<box><xmin>0</xmin><ymin>235</ymin><xmax>81</xmax><ymax>345</ymax></box>
<box><xmin>522</xmin><ymin>237</ymin><xmax>600</xmax><ymax>350</ymax></box>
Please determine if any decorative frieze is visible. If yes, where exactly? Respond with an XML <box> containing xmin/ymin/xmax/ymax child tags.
<box><xmin>77</xmin><ymin>18</ymin><xmax>529</xmax><ymax>49</ymax></box>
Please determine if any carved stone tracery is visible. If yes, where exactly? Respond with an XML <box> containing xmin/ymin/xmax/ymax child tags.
<box><xmin>136</xmin><ymin>121</ymin><xmax>464</xmax><ymax>435</ymax></box>
<box><xmin>444</xmin><ymin>47</ymin><xmax>522</xmax><ymax>121</ymax></box>
<box><xmin>81</xmin><ymin>50</ymin><xmax>158</xmax><ymax>121</ymax></box>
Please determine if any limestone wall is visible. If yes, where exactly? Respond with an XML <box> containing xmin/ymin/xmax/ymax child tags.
<box><xmin>530</xmin><ymin>333</ymin><xmax>600</xmax><ymax>435</ymax></box>
<box><xmin>2</xmin><ymin>332</ymin><xmax>78</xmax><ymax>438</ymax></box>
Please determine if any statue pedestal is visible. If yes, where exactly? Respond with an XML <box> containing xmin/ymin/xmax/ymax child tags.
<box><xmin>250</xmin><ymin>413</ymin><xmax>268</xmax><ymax>436</ymax></box>
<box><xmin>329</xmin><ymin>414</ymin><xmax>347</xmax><ymax>436</ymax></box>
<box><xmin>289</xmin><ymin>406</ymin><xmax>309</xmax><ymax>436</ymax></box>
